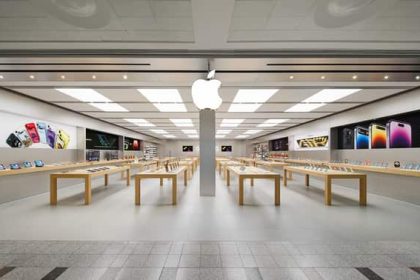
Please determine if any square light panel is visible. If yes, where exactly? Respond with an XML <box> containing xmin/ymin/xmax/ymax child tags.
<box><xmin>216</xmin><ymin>130</ymin><xmax>232</xmax><ymax>134</ymax></box>
<box><xmin>228</xmin><ymin>103</ymin><xmax>262</xmax><ymax>112</ymax></box>
<box><xmin>304</xmin><ymin>89</ymin><xmax>361</xmax><ymax>103</ymax></box>
<box><xmin>153</xmin><ymin>103</ymin><xmax>187</xmax><ymax>112</ymax></box>
<box><xmin>137</xmin><ymin>89</ymin><xmax>183</xmax><ymax>102</ymax></box>
<box><xmin>124</xmin><ymin>119</ymin><xmax>155</xmax><ymax>127</ymax></box>
<box><xmin>257</xmin><ymin>119</ymin><xmax>289</xmax><ymax>127</ymax></box>
<box><xmin>170</xmin><ymin>119</ymin><xmax>194</xmax><ymax>127</ymax></box>
<box><xmin>244</xmin><ymin>130</ymin><xmax>262</xmax><ymax>134</ymax></box>
<box><xmin>285</xmin><ymin>103</ymin><xmax>325</xmax><ymax>112</ymax></box>
<box><xmin>150</xmin><ymin>129</ymin><xmax>167</xmax><ymax>134</ymax></box>
<box><xmin>232</xmin><ymin>89</ymin><xmax>278</xmax><ymax>103</ymax></box>
<box><xmin>182</xmin><ymin>129</ymin><xmax>198</xmax><ymax>134</ymax></box>
<box><xmin>220</xmin><ymin>119</ymin><xmax>245</xmax><ymax>127</ymax></box>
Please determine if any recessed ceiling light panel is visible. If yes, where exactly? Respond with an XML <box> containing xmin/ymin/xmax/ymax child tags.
<box><xmin>285</xmin><ymin>103</ymin><xmax>325</xmax><ymax>112</ymax></box>
<box><xmin>232</xmin><ymin>89</ymin><xmax>278</xmax><ymax>103</ymax></box>
<box><xmin>138</xmin><ymin>89</ymin><xmax>183</xmax><ymax>102</ymax></box>
<box><xmin>228</xmin><ymin>103</ymin><xmax>262</xmax><ymax>112</ymax></box>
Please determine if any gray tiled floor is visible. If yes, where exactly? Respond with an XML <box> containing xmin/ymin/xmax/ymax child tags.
<box><xmin>0</xmin><ymin>240</ymin><xmax>420</xmax><ymax>279</ymax></box>
<box><xmin>1</xmin><ymin>169</ymin><xmax>420</xmax><ymax>279</ymax></box>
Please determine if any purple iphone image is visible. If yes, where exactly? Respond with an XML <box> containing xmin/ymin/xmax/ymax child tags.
<box><xmin>46</xmin><ymin>126</ymin><xmax>56</xmax><ymax>149</ymax></box>
<box><xmin>387</xmin><ymin>120</ymin><xmax>412</xmax><ymax>148</ymax></box>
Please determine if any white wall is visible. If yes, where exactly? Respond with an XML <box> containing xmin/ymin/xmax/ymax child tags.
<box><xmin>160</xmin><ymin>139</ymin><xmax>247</xmax><ymax>158</ymax></box>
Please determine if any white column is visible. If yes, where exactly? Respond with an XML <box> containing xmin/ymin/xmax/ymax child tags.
<box><xmin>199</xmin><ymin>108</ymin><xmax>216</xmax><ymax>196</ymax></box>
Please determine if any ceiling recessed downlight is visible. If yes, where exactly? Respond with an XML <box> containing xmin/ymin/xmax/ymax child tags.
<box><xmin>416</xmin><ymin>76</ymin><xmax>420</xmax><ymax>80</ymax></box>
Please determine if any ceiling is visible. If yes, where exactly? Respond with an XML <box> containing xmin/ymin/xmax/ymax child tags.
<box><xmin>2</xmin><ymin>56</ymin><xmax>419</xmax><ymax>140</ymax></box>
<box><xmin>0</xmin><ymin>0</ymin><xmax>420</xmax><ymax>52</ymax></box>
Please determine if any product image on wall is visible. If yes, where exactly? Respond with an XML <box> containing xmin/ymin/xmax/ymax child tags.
<box><xmin>295</xmin><ymin>135</ymin><xmax>329</xmax><ymax>150</ymax></box>
<box><xmin>86</xmin><ymin>129</ymin><xmax>119</xmax><ymax>150</ymax></box>
<box><xmin>5</xmin><ymin>121</ymin><xmax>71</xmax><ymax>150</ymax></box>
<box><xmin>182</xmin><ymin>146</ymin><xmax>193</xmax><ymax>152</ymax></box>
<box><xmin>335</xmin><ymin>110</ymin><xmax>419</xmax><ymax>150</ymax></box>
<box><xmin>269</xmin><ymin>137</ymin><xmax>288</xmax><ymax>151</ymax></box>
<box><xmin>221</xmin><ymin>145</ymin><xmax>232</xmax><ymax>152</ymax></box>
<box><xmin>124</xmin><ymin>137</ymin><xmax>142</xmax><ymax>151</ymax></box>
<box><xmin>86</xmin><ymin>150</ymin><xmax>100</xmax><ymax>161</ymax></box>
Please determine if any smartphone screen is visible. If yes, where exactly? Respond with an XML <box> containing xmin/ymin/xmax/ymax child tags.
<box><xmin>354</xmin><ymin>127</ymin><xmax>369</xmax><ymax>149</ymax></box>
<box><xmin>387</xmin><ymin>120</ymin><xmax>412</xmax><ymax>148</ymax></box>
<box><xmin>342</xmin><ymin>128</ymin><xmax>354</xmax><ymax>149</ymax></box>
<box><xmin>25</xmin><ymin>123</ymin><xmax>40</xmax><ymax>143</ymax></box>
<box><xmin>370</xmin><ymin>124</ymin><xmax>387</xmax><ymax>149</ymax></box>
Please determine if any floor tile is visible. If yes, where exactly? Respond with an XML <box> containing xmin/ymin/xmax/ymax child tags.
<box><xmin>258</xmin><ymin>268</ymin><xmax>309</xmax><ymax>280</ymax></box>
<box><xmin>221</xmin><ymin>255</ymin><xmax>243</xmax><ymax>267</ymax></box>
<box><xmin>175</xmin><ymin>268</ymin><xmax>199</xmax><ymax>280</ymax></box>
<box><xmin>316</xmin><ymin>268</ymin><xmax>368</xmax><ymax>280</ymax></box>
<box><xmin>165</xmin><ymin>255</ymin><xmax>181</xmax><ymax>267</ymax></box>
<box><xmin>144</xmin><ymin>255</ymin><xmax>167</xmax><ymax>268</ymax></box>
<box><xmin>1</xmin><ymin>267</ymin><xmax>53</xmax><ymax>280</ymax></box>
<box><xmin>200</xmin><ymin>255</ymin><xmax>221</xmax><ymax>267</ymax></box>
<box><xmin>179</xmin><ymin>255</ymin><xmax>200</xmax><ymax>268</ymax></box>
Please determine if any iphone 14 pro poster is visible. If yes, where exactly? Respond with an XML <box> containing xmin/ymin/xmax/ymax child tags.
<box><xmin>336</xmin><ymin>110</ymin><xmax>419</xmax><ymax>149</ymax></box>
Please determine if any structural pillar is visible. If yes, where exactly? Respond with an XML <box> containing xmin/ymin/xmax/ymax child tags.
<box><xmin>199</xmin><ymin>108</ymin><xmax>216</xmax><ymax>196</ymax></box>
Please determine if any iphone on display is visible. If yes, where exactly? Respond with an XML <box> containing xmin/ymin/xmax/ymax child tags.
<box><xmin>387</xmin><ymin>120</ymin><xmax>412</xmax><ymax>148</ymax></box>
<box><xmin>15</xmin><ymin>129</ymin><xmax>32</xmax><ymax>147</ymax></box>
<box><xmin>25</xmin><ymin>122</ymin><xmax>40</xmax><ymax>143</ymax></box>
<box><xmin>342</xmin><ymin>128</ymin><xmax>354</xmax><ymax>149</ymax></box>
<box><xmin>6</xmin><ymin>133</ymin><xmax>23</xmax><ymax>148</ymax></box>
<box><xmin>36</xmin><ymin>122</ymin><xmax>47</xmax><ymax>144</ymax></box>
<box><xmin>369</xmin><ymin>123</ymin><xmax>387</xmax><ymax>149</ymax></box>
<box><xmin>354</xmin><ymin>126</ymin><xmax>369</xmax><ymax>149</ymax></box>
<box><xmin>46</xmin><ymin>125</ymin><xmax>56</xmax><ymax>149</ymax></box>
<box><xmin>56</xmin><ymin>130</ymin><xmax>70</xmax><ymax>149</ymax></box>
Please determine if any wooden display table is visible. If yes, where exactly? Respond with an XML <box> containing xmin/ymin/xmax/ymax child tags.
<box><xmin>129</xmin><ymin>160</ymin><xmax>159</xmax><ymax>171</ymax></box>
<box><xmin>134</xmin><ymin>166</ymin><xmax>188</xmax><ymax>205</ymax></box>
<box><xmin>226</xmin><ymin>166</ymin><xmax>280</xmax><ymax>206</ymax></box>
<box><xmin>0</xmin><ymin>159</ymin><xmax>133</xmax><ymax>177</ymax></box>
<box><xmin>50</xmin><ymin>165</ymin><xmax>130</xmax><ymax>205</ymax></box>
<box><xmin>220</xmin><ymin>160</ymin><xmax>244</xmax><ymax>178</ymax></box>
<box><xmin>236</xmin><ymin>157</ymin><xmax>256</xmax><ymax>166</ymax></box>
<box><xmin>157</xmin><ymin>157</ymin><xmax>176</xmax><ymax>167</ymax></box>
<box><xmin>283</xmin><ymin>166</ymin><xmax>367</xmax><ymax>206</ymax></box>
<box><xmin>255</xmin><ymin>160</ymin><xmax>292</xmax><ymax>179</ymax></box>
<box><xmin>216</xmin><ymin>158</ymin><xmax>230</xmax><ymax>172</ymax></box>
<box><xmin>179</xmin><ymin>160</ymin><xmax>195</xmax><ymax>179</ymax></box>
<box><xmin>185</xmin><ymin>157</ymin><xmax>199</xmax><ymax>170</ymax></box>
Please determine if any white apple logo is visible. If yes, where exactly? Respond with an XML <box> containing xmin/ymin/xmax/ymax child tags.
<box><xmin>192</xmin><ymin>70</ymin><xmax>222</xmax><ymax>110</ymax></box>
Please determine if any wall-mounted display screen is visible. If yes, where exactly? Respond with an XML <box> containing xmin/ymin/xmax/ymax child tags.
<box><xmin>269</xmin><ymin>137</ymin><xmax>288</xmax><ymax>151</ymax></box>
<box><xmin>182</xmin><ymin>146</ymin><xmax>193</xmax><ymax>152</ymax></box>
<box><xmin>294</xmin><ymin>132</ymin><xmax>329</xmax><ymax>151</ymax></box>
<box><xmin>124</xmin><ymin>137</ymin><xmax>142</xmax><ymax>151</ymax></box>
<box><xmin>86</xmin><ymin>129</ymin><xmax>119</xmax><ymax>150</ymax></box>
<box><xmin>221</xmin><ymin>145</ymin><xmax>232</xmax><ymax>152</ymax></box>
<box><xmin>335</xmin><ymin>110</ymin><xmax>420</xmax><ymax>149</ymax></box>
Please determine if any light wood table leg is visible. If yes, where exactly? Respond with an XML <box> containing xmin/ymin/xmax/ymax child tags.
<box><xmin>160</xmin><ymin>178</ymin><xmax>163</xmax><ymax>187</ymax></box>
<box><xmin>104</xmin><ymin>174</ymin><xmax>109</xmax><ymax>186</ymax></box>
<box><xmin>359</xmin><ymin>176</ymin><xmax>367</xmax><ymax>206</ymax></box>
<box><xmin>84</xmin><ymin>176</ymin><xmax>92</xmax><ymax>205</ymax></box>
<box><xmin>274</xmin><ymin>176</ymin><xmax>280</xmax><ymax>206</ymax></box>
<box><xmin>288</xmin><ymin>171</ymin><xmax>293</xmax><ymax>180</ymax></box>
<box><xmin>305</xmin><ymin>174</ymin><xmax>309</xmax><ymax>187</ymax></box>
<box><xmin>324</xmin><ymin>176</ymin><xmax>332</xmax><ymax>206</ymax></box>
<box><xmin>219</xmin><ymin>163</ymin><xmax>222</xmax><ymax>175</ymax></box>
<box><xmin>172</xmin><ymin>177</ymin><xmax>177</xmax><ymax>205</ymax></box>
<box><xmin>121</xmin><ymin>171</ymin><xmax>125</xmax><ymax>179</ymax></box>
<box><xmin>283</xmin><ymin>169</ymin><xmax>288</xmax><ymax>187</ymax></box>
<box><xmin>250</xmin><ymin>178</ymin><xmax>254</xmax><ymax>187</ymax></box>
<box><xmin>239</xmin><ymin>176</ymin><xmax>244</xmax><ymax>205</ymax></box>
<box><xmin>126</xmin><ymin>169</ymin><xmax>130</xmax><ymax>186</ymax></box>
<box><xmin>184</xmin><ymin>170</ymin><xmax>187</xmax><ymax>186</ymax></box>
<box><xmin>50</xmin><ymin>175</ymin><xmax>58</xmax><ymax>205</ymax></box>
<box><xmin>135</xmin><ymin>177</ymin><xmax>141</xmax><ymax>205</ymax></box>
<box><xmin>227</xmin><ymin>169</ymin><xmax>230</xmax><ymax>186</ymax></box>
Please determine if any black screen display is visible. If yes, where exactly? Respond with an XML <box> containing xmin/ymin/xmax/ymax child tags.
<box><xmin>221</xmin><ymin>145</ymin><xmax>232</xmax><ymax>152</ymax></box>
<box><xmin>182</xmin><ymin>146</ymin><xmax>193</xmax><ymax>152</ymax></box>
<box><xmin>86</xmin><ymin>129</ymin><xmax>119</xmax><ymax>150</ymax></box>
<box><xmin>124</xmin><ymin>137</ymin><xmax>142</xmax><ymax>151</ymax></box>
<box><xmin>270</xmin><ymin>137</ymin><xmax>288</xmax><ymax>151</ymax></box>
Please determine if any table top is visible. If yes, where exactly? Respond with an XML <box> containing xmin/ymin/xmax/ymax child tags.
<box><xmin>129</xmin><ymin>160</ymin><xmax>158</xmax><ymax>167</ymax></box>
<box><xmin>255</xmin><ymin>160</ymin><xmax>289</xmax><ymax>167</ymax></box>
<box><xmin>51</xmin><ymin>165</ymin><xmax>129</xmax><ymax>177</ymax></box>
<box><xmin>0</xmin><ymin>159</ymin><xmax>133</xmax><ymax>177</ymax></box>
<box><xmin>134</xmin><ymin>166</ymin><xmax>187</xmax><ymax>176</ymax></box>
<box><xmin>227</xmin><ymin>166</ymin><xmax>278</xmax><ymax>176</ymax></box>
<box><xmin>221</xmin><ymin>160</ymin><xmax>244</xmax><ymax>166</ymax></box>
<box><xmin>285</xmin><ymin>165</ymin><xmax>365</xmax><ymax>177</ymax></box>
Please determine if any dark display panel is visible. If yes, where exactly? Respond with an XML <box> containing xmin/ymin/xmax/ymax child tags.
<box><xmin>86</xmin><ymin>129</ymin><xmax>119</xmax><ymax>150</ymax></box>
<box><xmin>269</xmin><ymin>137</ymin><xmax>288</xmax><ymax>151</ymax></box>
<box><xmin>335</xmin><ymin>110</ymin><xmax>420</xmax><ymax>150</ymax></box>
<box><xmin>221</xmin><ymin>145</ymin><xmax>232</xmax><ymax>152</ymax></box>
<box><xmin>124</xmin><ymin>137</ymin><xmax>142</xmax><ymax>151</ymax></box>
<box><xmin>182</xmin><ymin>146</ymin><xmax>193</xmax><ymax>152</ymax></box>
